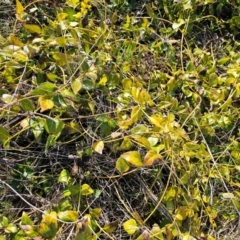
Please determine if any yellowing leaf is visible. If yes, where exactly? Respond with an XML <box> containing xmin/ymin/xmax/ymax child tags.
<box><xmin>89</xmin><ymin>208</ymin><xmax>102</xmax><ymax>219</ymax></box>
<box><xmin>116</xmin><ymin>157</ymin><xmax>130</xmax><ymax>173</ymax></box>
<box><xmin>57</xmin><ymin>211</ymin><xmax>78</xmax><ymax>222</ymax></box>
<box><xmin>39</xmin><ymin>212</ymin><xmax>58</xmax><ymax>239</ymax></box>
<box><xmin>39</xmin><ymin>96</ymin><xmax>54</xmax><ymax>112</ymax></box>
<box><xmin>149</xmin><ymin>114</ymin><xmax>164</xmax><ymax>128</ymax></box>
<box><xmin>123</xmin><ymin>219</ymin><xmax>139</xmax><ymax>235</ymax></box>
<box><xmin>119</xmin><ymin>137</ymin><xmax>133</xmax><ymax>151</ymax></box>
<box><xmin>103</xmin><ymin>220</ymin><xmax>119</xmax><ymax>233</ymax></box>
<box><xmin>16</xmin><ymin>0</ymin><xmax>24</xmax><ymax>15</ymax></box>
<box><xmin>120</xmin><ymin>151</ymin><xmax>143</xmax><ymax>167</ymax></box>
<box><xmin>175</xmin><ymin>206</ymin><xmax>188</xmax><ymax>221</ymax></box>
<box><xmin>131</xmin><ymin>106</ymin><xmax>143</xmax><ymax>123</ymax></box>
<box><xmin>76</xmin><ymin>217</ymin><xmax>92</xmax><ymax>240</ymax></box>
<box><xmin>81</xmin><ymin>184</ymin><xmax>94</xmax><ymax>196</ymax></box>
<box><xmin>93</xmin><ymin>141</ymin><xmax>104</xmax><ymax>154</ymax></box>
<box><xmin>143</xmin><ymin>150</ymin><xmax>162</xmax><ymax>166</ymax></box>
<box><xmin>9</xmin><ymin>34</ymin><xmax>24</xmax><ymax>47</ymax></box>
<box><xmin>23</xmin><ymin>24</ymin><xmax>42</xmax><ymax>34</ymax></box>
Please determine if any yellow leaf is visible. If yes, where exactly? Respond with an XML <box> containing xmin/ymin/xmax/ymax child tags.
<box><xmin>71</xmin><ymin>77</ymin><xmax>82</xmax><ymax>94</ymax></box>
<box><xmin>16</xmin><ymin>0</ymin><xmax>24</xmax><ymax>15</ymax></box>
<box><xmin>149</xmin><ymin>114</ymin><xmax>164</xmax><ymax>128</ymax></box>
<box><xmin>23</xmin><ymin>24</ymin><xmax>42</xmax><ymax>34</ymax></box>
<box><xmin>99</xmin><ymin>75</ymin><xmax>108</xmax><ymax>85</ymax></box>
<box><xmin>123</xmin><ymin>219</ymin><xmax>139</xmax><ymax>235</ymax></box>
<box><xmin>131</xmin><ymin>106</ymin><xmax>143</xmax><ymax>123</ymax></box>
<box><xmin>121</xmin><ymin>151</ymin><xmax>143</xmax><ymax>167</ymax></box>
<box><xmin>175</xmin><ymin>206</ymin><xmax>188</xmax><ymax>221</ymax></box>
<box><xmin>81</xmin><ymin>184</ymin><xmax>94</xmax><ymax>196</ymax></box>
<box><xmin>9</xmin><ymin>34</ymin><xmax>24</xmax><ymax>47</ymax></box>
<box><xmin>93</xmin><ymin>141</ymin><xmax>104</xmax><ymax>154</ymax></box>
<box><xmin>39</xmin><ymin>96</ymin><xmax>54</xmax><ymax>112</ymax></box>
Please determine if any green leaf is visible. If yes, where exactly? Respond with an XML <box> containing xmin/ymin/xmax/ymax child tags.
<box><xmin>120</xmin><ymin>151</ymin><xmax>143</xmax><ymax>167</ymax></box>
<box><xmin>0</xmin><ymin>126</ymin><xmax>9</xmax><ymax>144</ymax></box>
<box><xmin>44</xmin><ymin>118</ymin><xmax>65</xmax><ymax>137</ymax></box>
<box><xmin>82</xmin><ymin>79</ymin><xmax>95</xmax><ymax>90</ymax></box>
<box><xmin>116</xmin><ymin>157</ymin><xmax>130</xmax><ymax>173</ymax></box>
<box><xmin>20</xmin><ymin>98</ymin><xmax>35</xmax><ymax>111</ymax></box>
<box><xmin>39</xmin><ymin>212</ymin><xmax>58</xmax><ymax>239</ymax></box>
<box><xmin>81</xmin><ymin>184</ymin><xmax>94</xmax><ymax>196</ymax></box>
<box><xmin>23</xmin><ymin>24</ymin><xmax>42</xmax><ymax>34</ymax></box>
<box><xmin>146</xmin><ymin>4</ymin><xmax>155</xmax><ymax>18</ymax></box>
<box><xmin>123</xmin><ymin>219</ymin><xmax>139</xmax><ymax>235</ymax></box>
<box><xmin>58</xmin><ymin>169</ymin><xmax>70</xmax><ymax>183</ymax></box>
<box><xmin>58</xmin><ymin>211</ymin><xmax>78</xmax><ymax>222</ymax></box>
<box><xmin>30</xmin><ymin>82</ymin><xmax>58</xmax><ymax>95</ymax></box>
<box><xmin>217</xmin><ymin>57</ymin><xmax>230</xmax><ymax>65</ymax></box>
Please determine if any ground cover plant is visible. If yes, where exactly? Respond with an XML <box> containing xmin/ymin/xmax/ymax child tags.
<box><xmin>0</xmin><ymin>0</ymin><xmax>240</xmax><ymax>239</ymax></box>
